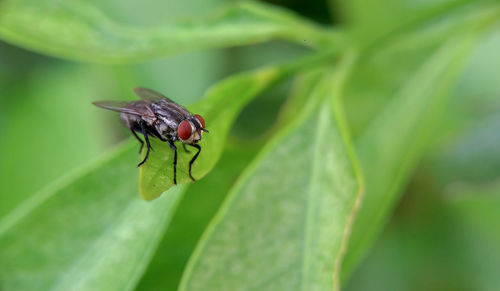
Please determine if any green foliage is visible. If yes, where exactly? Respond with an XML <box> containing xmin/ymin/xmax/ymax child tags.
<box><xmin>341</xmin><ymin>33</ymin><xmax>478</xmax><ymax>278</ymax></box>
<box><xmin>0</xmin><ymin>0</ymin><xmax>338</xmax><ymax>62</ymax></box>
<box><xmin>179</xmin><ymin>64</ymin><xmax>362</xmax><ymax>290</ymax></box>
<box><xmin>1</xmin><ymin>0</ymin><xmax>499</xmax><ymax>290</ymax></box>
<box><xmin>0</xmin><ymin>143</ymin><xmax>185</xmax><ymax>290</ymax></box>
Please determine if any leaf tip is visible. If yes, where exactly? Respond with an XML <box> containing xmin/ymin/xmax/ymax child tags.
<box><xmin>139</xmin><ymin>178</ymin><xmax>172</xmax><ymax>201</ymax></box>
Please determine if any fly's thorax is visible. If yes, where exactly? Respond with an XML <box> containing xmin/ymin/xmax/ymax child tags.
<box><xmin>155</xmin><ymin>115</ymin><xmax>178</xmax><ymax>139</ymax></box>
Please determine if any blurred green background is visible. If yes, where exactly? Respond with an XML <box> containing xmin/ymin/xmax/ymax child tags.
<box><xmin>1</xmin><ymin>0</ymin><xmax>500</xmax><ymax>290</ymax></box>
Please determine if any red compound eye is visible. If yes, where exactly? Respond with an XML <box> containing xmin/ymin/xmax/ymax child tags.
<box><xmin>194</xmin><ymin>114</ymin><xmax>205</xmax><ymax>128</ymax></box>
<box><xmin>177</xmin><ymin>120</ymin><xmax>192</xmax><ymax>141</ymax></box>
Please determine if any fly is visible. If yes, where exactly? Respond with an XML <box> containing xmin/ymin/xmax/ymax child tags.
<box><xmin>93</xmin><ymin>87</ymin><xmax>208</xmax><ymax>185</ymax></box>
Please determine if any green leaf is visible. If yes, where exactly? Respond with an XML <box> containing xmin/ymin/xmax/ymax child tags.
<box><xmin>138</xmin><ymin>70</ymin><xmax>330</xmax><ymax>290</ymax></box>
<box><xmin>341</xmin><ymin>32</ymin><xmax>481</xmax><ymax>281</ymax></box>
<box><xmin>343</xmin><ymin>2</ymin><xmax>500</xmax><ymax>139</ymax></box>
<box><xmin>179</xmin><ymin>62</ymin><xmax>362</xmax><ymax>290</ymax></box>
<box><xmin>342</xmin><ymin>0</ymin><xmax>484</xmax><ymax>47</ymax></box>
<box><xmin>138</xmin><ymin>51</ymin><xmax>335</xmax><ymax>200</ymax></box>
<box><xmin>273</xmin><ymin>69</ymin><xmax>325</xmax><ymax>131</ymax></box>
<box><xmin>0</xmin><ymin>0</ymin><xmax>340</xmax><ymax>62</ymax></box>
<box><xmin>0</xmin><ymin>142</ymin><xmax>185</xmax><ymax>291</ymax></box>
<box><xmin>137</xmin><ymin>141</ymin><xmax>260</xmax><ymax>290</ymax></box>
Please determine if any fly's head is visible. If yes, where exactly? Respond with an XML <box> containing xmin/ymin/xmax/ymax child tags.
<box><xmin>177</xmin><ymin>114</ymin><xmax>208</xmax><ymax>144</ymax></box>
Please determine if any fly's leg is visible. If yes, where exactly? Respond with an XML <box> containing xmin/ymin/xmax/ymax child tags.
<box><xmin>188</xmin><ymin>144</ymin><xmax>201</xmax><ymax>182</ymax></box>
<box><xmin>168</xmin><ymin>140</ymin><xmax>178</xmax><ymax>185</ymax></box>
<box><xmin>137</xmin><ymin>123</ymin><xmax>152</xmax><ymax>167</ymax></box>
<box><xmin>182</xmin><ymin>143</ymin><xmax>191</xmax><ymax>153</ymax></box>
<box><xmin>130</xmin><ymin>129</ymin><xmax>144</xmax><ymax>153</ymax></box>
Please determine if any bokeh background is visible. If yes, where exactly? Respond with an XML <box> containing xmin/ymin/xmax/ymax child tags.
<box><xmin>1</xmin><ymin>0</ymin><xmax>499</xmax><ymax>290</ymax></box>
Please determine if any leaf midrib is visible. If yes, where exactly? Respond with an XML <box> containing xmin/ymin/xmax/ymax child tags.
<box><xmin>300</xmin><ymin>101</ymin><xmax>329</xmax><ymax>290</ymax></box>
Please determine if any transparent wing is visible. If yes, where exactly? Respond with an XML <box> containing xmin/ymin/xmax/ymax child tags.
<box><xmin>134</xmin><ymin>87</ymin><xmax>191</xmax><ymax>117</ymax></box>
<box><xmin>133</xmin><ymin>87</ymin><xmax>176</xmax><ymax>103</ymax></box>
<box><xmin>92</xmin><ymin>100</ymin><xmax>155</xmax><ymax>117</ymax></box>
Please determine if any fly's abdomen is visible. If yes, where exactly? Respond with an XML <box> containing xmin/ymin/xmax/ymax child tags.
<box><xmin>120</xmin><ymin>112</ymin><xmax>141</xmax><ymax>129</ymax></box>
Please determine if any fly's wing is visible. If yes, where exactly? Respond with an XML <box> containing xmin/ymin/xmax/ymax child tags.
<box><xmin>133</xmin><ymin>87</ymin><xmax>175</xmax><ymax>103</ymax></box>
<box><xmin>92</xmin><ymin>100</ymin><xmax>155</xmax><ymax>117</ymax></box>
<box><xmin>134</xmin><ymin>87</ymin><xmax>191</xmax><ymax>117</ymax></box>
